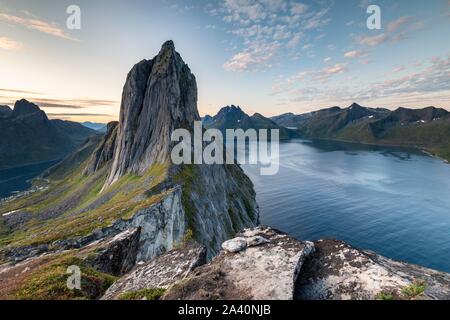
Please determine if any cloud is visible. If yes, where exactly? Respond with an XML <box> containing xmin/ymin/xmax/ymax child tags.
<box><xmin>286</xmin><ymin>33</ymin><xmax>302</xmax><ymax>48</ymax></box>
<box><xmin>0</xmin><ymin>88</ymin><xmax>39</xmax><ymax>94</ymax></box>
<box><xmin>290</xmin><ymin>2</ymin><xmax>308</xmax><ymax>15</ymax></box>
<box><xmin>272</xmin><ymin>55</ymin><xmax>450</xmax><ymax>108</ymax></box>
<box><xmin>0</xmin><ymin>36</ymin><xmax>21</xmax><ymax>50</ymax></box>
<box><xmin>387</xmin><ymin>16</ymin><xmax>412</xmax><ymax>32</ymax></box>
<box><xmin>32</xmin><ymin>98</ymin><xmax>118</xmax><ymax>109</ymax></box>
<box><xmin>223</xmin><ymin>52</ymin><xmax>255</xmax><ymax>72</ymax></box>
<box><xmin>211</xmin><ymin>0</ymin><xmax>333</xmax><ymax>72</ymax></box>
<box><xmin>223</xmin><ymin>41</ymin><xmax>280</xmax><ymax>72</ymax></box>
<box><xmin>357</xmin><ymin>33</ymin><xmax>388</xmax><ymax>47</ymax></box>
<box><xmin>356</xmin><ymin>16</ymin><xmax>424</xmax><ymax>48</ymax></box>
<box><xmin>46</xmin><ymin>113</ymin><xmax>111</xmax><ymax>117</ymax></box>
<box><xmin>0</xmin><ymin>12</ymin><xmax>77</xmax><ymax>41</ymax></box>
<box><xmin>344</xmin><ymin>50</ymin><xmax>368</xmax><ymax>58</ymax></box>
<box><xmin>0</xmin><ymin>91</ymin><xmax>118</xmax><ymax>110</ymax></box>
<box><xmin>282</xmin><ymin>62</ymin><xmax>348</xmax><ymax>86</ymax></box>
<box><xmin>391</xmin><ymin>66</ymin><xmax>405</xmax><ymax>73</ymax></box>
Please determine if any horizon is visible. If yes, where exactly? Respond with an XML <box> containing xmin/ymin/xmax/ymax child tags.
<box><xmin>1</xmin><ymin>0</ymin><xmax>450</xmax><ymax>122</ymax></box>
<box><xmin>3</xmin><ymin>98</ymin><xmax>450</xmax><ymax>125</ymax></box>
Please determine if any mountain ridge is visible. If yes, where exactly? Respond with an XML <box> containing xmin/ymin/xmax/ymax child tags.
<box><xmin>0</xmin><ymin>41</ymin><xmax>258</xmax><ymax>300</ymax></box>
<box><xmin>204</xmin><ymin>104</ymin><xmax>296</xmax><ymax>140</ymax></box>
<box><xmin>271</xmin><ymin>103</ymin><xmax>450</xmax><ymax>161</ymax></box>
<box><xmin>0</xmin><ymin>99</ymin><xmax>98</xmax><ymax>170</ymax></box>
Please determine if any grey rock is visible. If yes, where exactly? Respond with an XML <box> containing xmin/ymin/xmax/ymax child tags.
<box><xmin>105</xmin><ymin>40</ymin><xmax>199</xmax><ymax>188</ymax></box>
<box><xmin>246</xmin><ymin>235</ymin><xmax>270</xmax><ymax>247</ymax></box>
<box><xmin>163</xmin><ymin>227</ymin><xmax>315</xmax><ymax>300</ymax></box>
<box><xmin>295</xmin><ymin>239</ymin><xmax>450</xmax><ymax>300</ymax></box>
<box><xmin>222</xmin><ymin>237</ymin><xmax>247</xmax><ymax>253</ymax></box>
<box><xmin>83</xmin><ymin>121</ymin><xmax>119</xmax><ymax>175</ymax></box>
<box><xmin>84</xmin><ymin>227</ymin><xmax>141</xmax><ymax>276</ymax></box>
<box><xmin>85</xmin><ymin>41</ymin><xmax>258</xmax><ymax>257</ymax></box>
<box><xmin>102</xmin><ymin>243</ymin><xmax>206</xmax><ymax>300</ymax></box>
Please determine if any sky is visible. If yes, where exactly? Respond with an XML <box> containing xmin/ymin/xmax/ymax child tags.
<box><xmin>0</xmin><ymin>0</ymin><xmax>449</xmax><ymax>123</ymax></box>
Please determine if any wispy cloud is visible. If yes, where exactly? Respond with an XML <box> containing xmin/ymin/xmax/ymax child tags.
<box><xmin>0</xmin><ymin>36</ymin><xmax>21</xmax><ymax>50</ymax></box>
<box><xmin>344</xmin><ymin>50</ymin><xmax>368</xmax><ymax>58</ymax></box>
<box><xmin>0</xmin><ymin>92</ymin><xmax>118</xmax><ymax>110</ymax></box>
<box><xmin>387</xmin><ymin>16</ymin><xmax>412</xmax><ymax>32</ymax></box>
<box><xmin>0</xmin><ymin>88</ymin><xmax>40</xmax><ymax>95</ymax></box>
<box><xmin>356</xmin><ymin>16</ymin><xmax>424</xmax><ymax>48</ymax></box>
<box><xmin>0</xmin><ymin>12</ymin><xmax>77</xmax><ymax>41</ymax></box>
<box><xmin>272</xmin><ymin>55</ymin><xmax>450</xmax><ymax>108</ymax></box>
<box><xmin>46</xmin><ymin>113</ymin><xmax>111</xmax><ymax>117</ymax></box>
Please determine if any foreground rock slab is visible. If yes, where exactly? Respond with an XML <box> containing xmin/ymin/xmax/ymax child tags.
<box><xmin>163</xmin><ymin>227</ymin><xmax>314</xmax><ymax>300</ymax></box>
<box><xmin>296</xmin><ymin>239</ymin><xmax>450</xmax><ymax>300</ymax></box>
<box><xmin>102</xmin><ymin>243</ymin><xmax>206</xmax><ymax>300</ymax></box>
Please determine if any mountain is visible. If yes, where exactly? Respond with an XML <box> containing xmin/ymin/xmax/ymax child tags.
<box><xmin>205</xmin><ymin>105</ymin><xmax>295</xmax><ymax>140</ymax></box>
<box><xmin>270</xmin><ymin>112</ymin><xmax>310</xmax><ymax>128</ymax></box>
<box><xmin>0</xmin><ymin>99</ymin><xmax>98</xmax><ymax>170</ymax></box>
<box><xmin>0</xmin><ymin>105</ymin><xmax>12</xmax><ymax>117</ymax></box>
<box><xmin>1</xmin><ymin>42</ymin><xmax>450</xmax><ymax>301</ymax></box>
<box><xmin>82</xmin><ymin>122</ymin><xmax>107</xmax><ymax>133</ymax></box>
<box><xmin>286</xmin><ymin>103</ymin><xmax>450</xmax><ymax>161</ymax></box>
<box><xmin>0</xmin><ymin>41</ymin><xmax>257</xmax><ymax>299</ymax></box>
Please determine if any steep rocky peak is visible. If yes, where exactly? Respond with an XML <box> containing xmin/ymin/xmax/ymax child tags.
<box><xmin>104</xmin><ymin>41</ymin><xmax>199</xmax><ymax>187</ymax></box>
<box><xmin>12</xmin><ymin>99</ymin><xmax>45</xmax><ymax>118</ymax></box>
<box><xmin>218</xmin><ymin>105</ymin><xmax>244</xmax><ymax>114</ymax></box>
<box><xmin>348</xmin><ymin>102</ymin><xmax>365</xmax><ymax>110</ymax></box>
<box><xmin>0</xmin><ymin>105</ymin><xmax>12</xmax><ymax>117</ymax></box>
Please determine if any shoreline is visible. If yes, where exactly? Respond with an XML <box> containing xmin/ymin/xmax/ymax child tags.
<box><xmin>294</xmin><ymin>137</ymin><xmax>450</xmax><ymax>165</ymax></box>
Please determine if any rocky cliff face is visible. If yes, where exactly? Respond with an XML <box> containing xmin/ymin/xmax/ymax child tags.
<box><xmin>105</xmin><ymin>40</ymin><xmax>199</xmax><ymax>188</ymax></box>
<box><xmin>0</xmin><ymin>43</ymin><xmax>258</xmax><ymax>284</ymax></box>
<box><xmin>90</xmin><ymin>41</ymin><xmax>258</xmax><ymax>258</ymax></box>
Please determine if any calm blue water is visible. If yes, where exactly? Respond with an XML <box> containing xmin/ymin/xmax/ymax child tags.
<box><xmin>0</xmin><ymin>160</ymin><xmax>59</xmax><ymax>199</ymax></box>
<box><xmin>242</xmin><ymin>140</ymin><xmax>450</xmax><ymax>273</ymax></box>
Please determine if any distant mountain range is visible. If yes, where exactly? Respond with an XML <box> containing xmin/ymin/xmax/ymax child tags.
<box><xmin>0</xmin><ymin>99</ymin><xmax>99</xmax><ymax>170</ymax></box>
<box><xmin>82</xmin><ymin>121</ymin><xmax>107</xmax><ymax>133</ymax></box>
<box><xmin>270</xmin><ymin>103</ymin><xmax>450</xmax><ymax>161</ymax></box>
<box><xmin>203</xmin><ymin>105</ymin><xmax>296</xmax><ymax>140</ymax></box>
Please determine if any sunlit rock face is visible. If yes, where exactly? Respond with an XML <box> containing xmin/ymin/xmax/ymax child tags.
<box><xmin>105</xmin><ymin>40</ymin><xmax>199</xmax><ymax>188</ymax></box>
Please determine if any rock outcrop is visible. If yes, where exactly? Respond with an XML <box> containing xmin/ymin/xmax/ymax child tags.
<box><xmin>105</xmin><ymin>40</ymin><xmax>199</xmax><ymax>188</ymax></box>
<box><xmin>102</xmin><ymin>243</ymin><xmax>206</xmax><ymax>300</ymax></box>
<box><xmin>84</xmin><ymin>227</ymin><xmax>141</xmax><ymax>276</ymax></box>
<box><xmin>163</xmin><ymin>227</ymin><xmax>314</xmax><ymax>300</ymax></box>
<box><xmin>83</xmin><ymin>121</ymin><xmax>119</xmax><ymax>175</ymax></box>
<box><xmin>296</xmin><ymin>239</ymin><xmax>450</xmax><ymax>300</ymax></box>
<box><xmin>84</xmin><ymin>41</ymin><xmax>258</xmax><ymax>258</ymax></box>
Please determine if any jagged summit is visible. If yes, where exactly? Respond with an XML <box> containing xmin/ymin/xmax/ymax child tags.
<box><xmin>12</xmin><ymin>99</ymin><xmax>45</xmax><ymax>118</ymax></box>
<box><xmin>0</xmin><ymin>105</ymin><xmax>12</xmax><ymax>117</ymax></box>
<box><xmin>105</xmin><ymin>40</ymin><xmax>199</xmax><ymax>187</ymax></box>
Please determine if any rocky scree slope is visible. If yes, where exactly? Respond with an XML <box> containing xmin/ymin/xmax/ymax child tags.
<box><xmin>0</xmin><ymin>41</ymin><xmax>257</xmax><ymax>299</ymax></box>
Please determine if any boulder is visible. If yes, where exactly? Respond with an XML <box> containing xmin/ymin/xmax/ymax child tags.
<box><xmin>295</xmin><ymin>239</ymin><xmax>450</xmax><ymax>300</ymax></box>
<box><xmin>102</xmin><ymin>243</ymin><xmax>206</xmax><ymax>300</ymax></box>
<box><xmin>163</xmin><ymin>227</ymin><xmax>314</xmax><ymax>300</ymax></box>
<box><xmin>83</xmin><ymin>227</ymin><xmax>141</xmax><ymax>276</ymax></box>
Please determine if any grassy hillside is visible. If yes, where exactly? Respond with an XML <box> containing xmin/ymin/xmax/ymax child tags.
<box><xmin>294</xmin><ymin>104</ymin><xmax>450</xmax><ymax>162</ymax></box>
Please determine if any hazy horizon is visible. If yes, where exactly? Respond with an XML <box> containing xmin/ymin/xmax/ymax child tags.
<box><xmin>1</xmin><ymin>0</ymin><xmax>450</xmax><ymax>122</ymax></box>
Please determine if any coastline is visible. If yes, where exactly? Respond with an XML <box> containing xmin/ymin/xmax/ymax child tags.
<box><xmin>294</xmin><ymin>137</ymin><xmax>450</xmax><ymax>165</ymax></box>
